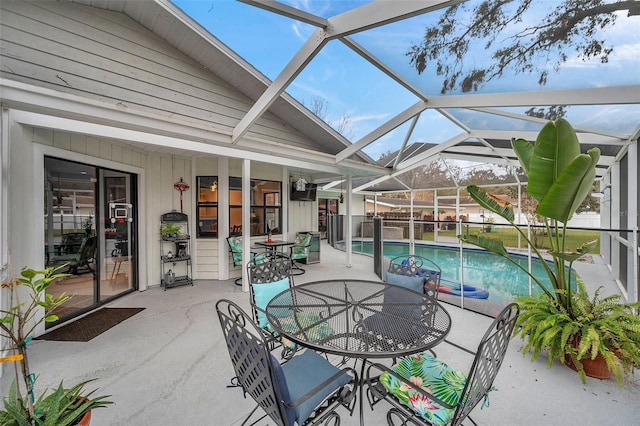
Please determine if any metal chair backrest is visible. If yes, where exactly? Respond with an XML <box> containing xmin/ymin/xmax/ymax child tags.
<box><xmin>387</xmin><ymin>255</ymin><xmax>442</xmax><ymax>299</ymax></box>
<box><xmin>247</xmin><ymin>257</ymin><xmax>293</xmax><ymax>325</ymax></box>
<box><xmin>450</xmin><ymin>302</ymin><xmax>520</xmax><ymax>425</ymax></box>
<box><xmin>215</xmin><ymin>299</ymin><xmax>289</xmax><ymax>426</ymax></box>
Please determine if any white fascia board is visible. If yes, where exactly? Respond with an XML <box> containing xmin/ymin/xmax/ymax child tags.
<box><xmin>0</xmin><ymin>79</ymin><xmax>231</xmax><ymax>142</ymax></box>
<box><xmin>232</xmin><ymin>27</ymin><xmax>327</xmax><ymax>143</ymax></box>
<box><xmin>425</xmin><ymin>85</ymin><xmax>640</xmax><ymax>109</ymax></box>
<box><xmin>336</xmin><ymin>101</ymin><xmax>427</xmax><ymax>163</ymax></box>
<box><xmin>1</xmin><ymin>80</ymin><xmax>384</xmax><ymax>174</ymax></box>
<box><xmin>10</xmin><ymin>110</ymin><xmax>375</xmax><ymax>176</ymax></box>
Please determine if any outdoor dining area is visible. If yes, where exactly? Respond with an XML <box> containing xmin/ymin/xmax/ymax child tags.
<box><xmin>217</xmin><ymin>249</ymin><xmax>520</xmax><ymax>426</ymax></box>
<box><xmin>16</xmin><ymin>241</ymin><xmax>632</xmax><ymax>426</ymax></box>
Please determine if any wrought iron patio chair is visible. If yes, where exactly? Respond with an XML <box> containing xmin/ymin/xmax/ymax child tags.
<box><xmin>247</xmin><ymin>256</ymin><xmax>297</xmax><ymax>358</ymax></box>
<box><xmin>287</xmin><ymin>232</ymin><xmax>312</xmax><ymax>275</ymax></box>
<box><xmin>386</xmin><ymin>255</ymin><xmax>442</xmax><ymax>299</ymax></box>
<box><xmin>365</xmin><ymin>303</ymin><xmax>520</xmax><ymax>426</ymax></box>
<box><xmin>216</xmin><ymin>299</ymin><xmax>357</xmax><ymax>426</ymax></box>
<box><xmin>358</xmin><ymin>255</ymin><xmax>443</xmax><ymax>357</ymax></box>
<box><xmin>227</xmin><ymin>236</ymin><xmax>267</xmax><ymax>286</ymax></box>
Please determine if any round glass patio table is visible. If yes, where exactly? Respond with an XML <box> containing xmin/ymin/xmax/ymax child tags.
<box><xmin>265</xmin><ymin>279</ymin><xmax>451</xmax><ymax>359</ymax></box>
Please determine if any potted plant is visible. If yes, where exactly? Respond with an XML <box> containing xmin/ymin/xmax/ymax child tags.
<box><xmin>160</xmin><ymin>222</ymin><xmax>182</xmax><ymax>240</ymax></box>
<box><xmin>0</xmin><ymin>266</ymin><xmax>112</xmax><ymax>424</ymax></box>
<box><xmin>459</xmin><ymin>118</ymin><xmax>640</xmax><ymax>384</ymax></box>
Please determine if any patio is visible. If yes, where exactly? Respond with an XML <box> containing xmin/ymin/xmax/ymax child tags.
<box><xmin>4</xmin><ymin>242</ymin><xmax>638</xmax><ymax>426</ymax></box>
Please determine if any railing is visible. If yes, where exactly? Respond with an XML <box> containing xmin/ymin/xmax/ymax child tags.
<box><xmin>328</xmin><ymin>214</ymin><xmax>639</xmax><ymax>314</ymax></box>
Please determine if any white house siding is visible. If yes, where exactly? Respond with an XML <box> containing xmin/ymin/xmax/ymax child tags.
<box><xmin>24</xmin><ymin>125</ymin><xmax>196</xmax><ymax>289</ymax></box>
<box><xmin>0</xmin><ymin>1</ymin><xmax>324</xmax><ymax>151</ymax></box>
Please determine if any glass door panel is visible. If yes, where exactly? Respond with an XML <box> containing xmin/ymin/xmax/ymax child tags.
<box><xmin>44</xmin><ymin>157</ymin><xmax>97</xmax><ymax>323</ymax></box>
<box><xmin>100</xmin><ymin>169</ymin><xmax>136</xmax><ymax>301</ymax></box>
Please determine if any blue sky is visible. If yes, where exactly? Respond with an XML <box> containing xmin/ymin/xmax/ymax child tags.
<box><xmin>173</xmin><ymin>0</ymin><xmax>640</xmax><ymax>160</ymax></box>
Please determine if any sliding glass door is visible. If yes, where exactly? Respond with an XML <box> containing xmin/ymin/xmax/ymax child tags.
<box><xmin>43</xmin><ymin>157</ymin><xmax>137</xmax><ymax>325</ymax></box>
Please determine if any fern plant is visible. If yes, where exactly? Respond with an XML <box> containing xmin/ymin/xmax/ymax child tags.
<box><xmin>459</xmin><ymin>119</ymin><xmax>640</xmax><ymax>383</ymax></box>
<box><xmin>515</xmin><ymin>282</ymin><xmax>640</xmax><ymax>384</ymax></box>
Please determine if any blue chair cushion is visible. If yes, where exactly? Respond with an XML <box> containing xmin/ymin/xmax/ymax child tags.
<box><xmin>251</xmin><ymin>277</ymin><xmax>290</xmax><ymax>328</ymax></box>
<box><xmin>386</xmin><ymin>272</ymin><xmax>424</xmax><ymax>293</ymax></box>
<box><xmin>380</xmin><ymin>352</ymin><xmax>482</xmax><ymax>426</ymax></box>
<box><xmin>278</xmin><ymin>350</ymin><xmax>351</xmax><ymax>425</ymax></box>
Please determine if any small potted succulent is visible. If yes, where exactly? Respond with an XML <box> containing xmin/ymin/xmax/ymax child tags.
<box><xmin>0</xmin><ymin>266</ymin><xmax>112</xmax><ymax>425</ymax></box>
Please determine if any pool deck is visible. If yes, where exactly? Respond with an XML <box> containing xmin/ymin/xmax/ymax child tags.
<box><xmin>1</xmin><ymin>241</ymin><xmax>637</xmax><ymax>425</ymax></box>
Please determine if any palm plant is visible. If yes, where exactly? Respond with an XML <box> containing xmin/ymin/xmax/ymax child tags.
<box><xmin>459</xmin><ymin>118</ymin><xmax>640</xmax><ymax>382</ymax></box>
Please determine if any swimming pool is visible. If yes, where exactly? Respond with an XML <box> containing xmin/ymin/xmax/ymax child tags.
<box><xmin>339</xmin><ymin>240</ymin><xmax>575</xmax><ymax>312</ymax></box>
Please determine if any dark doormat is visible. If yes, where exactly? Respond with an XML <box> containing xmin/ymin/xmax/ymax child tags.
<box><xmin>36</xmin><ymin>307</ymin><xmax>145</xmax><ymax>342</ymax></box>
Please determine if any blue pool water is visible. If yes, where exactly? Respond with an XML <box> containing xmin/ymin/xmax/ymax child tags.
<box><xmin>341</xmin><ymin>241</ymin><xmax>575</xmax><ymax>309</ymax></box>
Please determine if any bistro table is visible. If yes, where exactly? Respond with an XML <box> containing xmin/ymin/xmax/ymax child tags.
<box><xmin>254</xmin><ymin>239</ymin><xmax>294</xmax><ymax>259</ymax></box>
<box><xmin>265</xmin><ymin>279</ymin><xmax>452</xmax><ymax>425</ymax></box>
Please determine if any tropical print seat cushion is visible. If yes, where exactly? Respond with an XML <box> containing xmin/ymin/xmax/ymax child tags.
<box><xmin>379</xmin><ymin>352</ymin><xmax>476</xmax><ymax>426</ymax></box>
<box><xmin>229</xmin><ymin>237</ymin><xmax>267</xmax><ymax>266</ymax></box>
<box><xmin>291</xmin><ymin>233</ymin><xmax>311</xmax><ymax>260</ymax></box>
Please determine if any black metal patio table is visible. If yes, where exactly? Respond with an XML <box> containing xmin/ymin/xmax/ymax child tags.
<box><xmin>254</xmin><ymin>239</ymin><xmax>294</xmax><ymax>259</ymax></box>
<box><xmin>265</xmin><ymin>279</ymin><xmax>452</xmax><ymax>425</ymax></box>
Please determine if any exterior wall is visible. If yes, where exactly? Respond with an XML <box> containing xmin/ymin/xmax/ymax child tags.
<box><xmin>0</xmin><ymin>0</ymin><xmax>319</xmax><ymax>150</ymax></box>
<box><xmin>18</xmin><ymin>125</ymin><xmax>194</xmax><ymax>289</ymax></box>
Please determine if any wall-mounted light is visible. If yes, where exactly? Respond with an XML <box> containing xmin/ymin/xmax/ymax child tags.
<box><xmin>591</xmin><ymin>184</ymin><xmax>611</xmax><ymax>198</ymax></box>
<box><xmin>210</xmin><ymin>180</ymin><xmax>218</xmax><ymax>191</ymax></box>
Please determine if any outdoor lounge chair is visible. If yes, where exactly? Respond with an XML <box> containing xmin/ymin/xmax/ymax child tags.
<box><xmin>226</xmin><ymin>236</ymin><xmax>267</xmax><ymax>286</ymax></box>
<box><xmin>365</xmin><ymin>303</ymin><xmax>520</xmax><ymax>426</ymax></box>
<box><xmin>48</xmin><ymin>235</ymin><xmax>97</xmax><ymax>275</ymax></box>
<box><xmin>216</xmin><ymin>299</ymin><xmax>357</xmax><ymax>426</ymax></box>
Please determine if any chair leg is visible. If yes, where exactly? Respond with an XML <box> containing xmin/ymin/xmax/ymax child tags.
<box><xmin>234</xmin><ymin>277</ymin><xmax>242</xmax><ymax>286</ymax></box>
<box><xmin>290</xmin><ymin>259</ymin><xmax>305</xmax><ymax>275</ymax></box>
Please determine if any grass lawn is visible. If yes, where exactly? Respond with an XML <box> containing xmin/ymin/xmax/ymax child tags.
<box><xmin>425</xmin><ymin>225</ymin><xmax>601</xmax><ymax>253</ymax></box>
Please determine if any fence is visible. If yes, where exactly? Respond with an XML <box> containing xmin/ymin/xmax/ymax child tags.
<box><xmin>328</xmin><ymin>214</ymin><xmax>639</xmax><ymax>314</ymax></box>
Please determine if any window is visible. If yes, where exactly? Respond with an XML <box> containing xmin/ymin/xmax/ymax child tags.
<box><xmin>196</xmin><ymin>176</ymin><xmax>218</xmax><ymax>238</ymax></box>
<box><xmin>196</xmin><ymin>176</ymin><xmax>282</xmax><ymax>238</ymax></box>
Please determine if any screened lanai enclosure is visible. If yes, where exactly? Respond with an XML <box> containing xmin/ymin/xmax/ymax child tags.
<box><xmin>0</xmin><ymin>0</ymin><xmax>638</xmax><ymax>304</ymax></box>
<box><xmin>181</xmin><ymin>0</ymin><xmax>639</xmax><ymax>303</ymax></box>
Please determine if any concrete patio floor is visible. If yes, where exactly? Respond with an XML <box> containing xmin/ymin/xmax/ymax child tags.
<box><xmin>2</xmin><ymin>241</ymin><xmax>638</xmax><ymax>425</ymax></box>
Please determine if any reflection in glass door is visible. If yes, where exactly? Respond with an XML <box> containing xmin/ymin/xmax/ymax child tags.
<box><xmin>318</xmin><ymin>198</ymin><xmax>338</xmax><ymax>240</ymax></box>
<box><xmin>100</xmin><ymin>169</ymin><xmax>136</xmax><ymax>302</ymax></box>
<box><xmin>43</xmin><ymin>157</ymin><xmax>136</xmax><ymax>325</ymax></box>
<box><xmin>44</xmin><ymin>157</ymin><xmax>98</xmax><ymax>321</ymax></box>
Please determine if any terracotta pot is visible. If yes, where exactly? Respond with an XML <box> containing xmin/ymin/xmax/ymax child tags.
<box><xmin>564</xmin><ymin>335</ymin><xmax>612</xmax><ymax>379</ymax></box>
<box><xmin>564</xmin><ymin>352</ymin><xmax>612</xmax><ymax>379</ymax></box>
<box><xmin>72</xmin><ymin>398</ymin><xmax>92</xmax><ymax>426</ymax></box>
